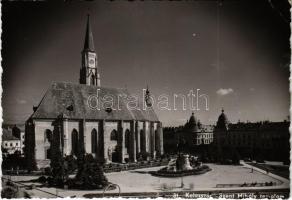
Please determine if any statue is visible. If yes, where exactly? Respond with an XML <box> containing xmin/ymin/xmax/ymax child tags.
<box><xmin>177</xmin><ymin>137</ymin><xmax>187</xmax><ymax>154</ymax></box>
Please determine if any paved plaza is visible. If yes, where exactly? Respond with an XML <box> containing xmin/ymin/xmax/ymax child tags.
<box><xmin>6</xmin><ymin>162</ymin><xmax>289</xmax><ymax>198</ymax></box>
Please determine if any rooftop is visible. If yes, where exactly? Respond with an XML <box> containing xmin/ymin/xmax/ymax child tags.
<box><xmin>31</xmin><ymin>82</ymin><xmax>159</xmax><ymax>122</ymax></box>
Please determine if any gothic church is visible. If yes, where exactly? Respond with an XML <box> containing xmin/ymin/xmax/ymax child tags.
<box><xmin>25</xmin><ymin>15</ymin><xmax>163</xmax><ymax>169</ymax></box>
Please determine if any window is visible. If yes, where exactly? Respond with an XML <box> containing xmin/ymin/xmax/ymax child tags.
<box><xmin>10</xmin><ymin>143</ymin><xmax>13</xmax><ymax>147</ymax></box>
<box><xmin>110</xmin><ymin>130</ymin><xmax>118</xmax><ymax>141</ymax></box>
<box><xmin>44</xmin><ymin>129</ymin><xmax>52</xmax><ymax>143</ymax></box>
<box><xmin>46</xmin><ymin>148</ymin><xmax>51</xmax><ymax>159</ymax></box>
<box><xmin>16</xmin><ymin>143</ymin><xmax>18</xmax><ymax>146</ymax></box>
<box><xmin>140</xmin><ymin>130</ymin><xmax>145</xmax><ymax>151</ymax></box>
<box><xmin>91</xmin><ymin>129</ymin><xmax>98</xmax><ymax>154</ymax></box>
<box><xmin>155</xmin><ymin>130</ymin><xmax>159</xmax><ymax>151</ymax></box>
<box><xmin>71</xmin><ymin>129</ymin><xmax>78</xmax><ymax>156</ymax></box>
<box><xmin>125</xmin><ymin>129</ymin><xmax>130</xmax><ymax>153</ymax></box>
<box><xmin>5</xmin><ymin>143</ymin><xmax>7</xmax><ymax>147</ymax></box>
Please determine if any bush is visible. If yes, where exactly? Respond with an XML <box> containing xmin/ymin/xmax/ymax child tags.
<box><xmin>44</xmin><ymin>167</ymin><xmax>52</xmax><ymax>176</ymax></box>
<box><xmin>46</xmin><ymin>177</ymin><xmax>54</xmax><ymax>187</ymax></box>
<box><xmin>6</xmin><ymin>181</ymin><xmax>14</xmax><ymax>187</ymax></box>
<box><xmin>64</xmin><ymin>178</ymin><xmax>76</xmax><ymax>189</ymax></box>
<box><xmin>2</xmin><ymin>153</ymin><xmax>26</xmax><ymax>170</ymax></box>
<box><xmin>38</xmin><ymin>176</ymin><xmax>47</xmax><ymax>183</ymax></box>
<box><xmin>137</xmin><ymin>152</ymin><xmax>151</xmax><ymax>161</ymax></box>
<box><xmin>1</xmin><ymin>187</ymin><xmax>17</xmax><ymax>198</ymax></box>
<box><xmin>64</xmin><ymin>155</ymin><xmax>77</xmax><ymax>174</ymax></box>
<box><xmin>74</xmin><ymin>154</ymin><xmax>108</xmax><ymax>190</ymax></box>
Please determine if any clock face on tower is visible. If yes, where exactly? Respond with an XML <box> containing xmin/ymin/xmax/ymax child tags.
<box><xmin>89</xmin><ymin>59</ymin><xmax>95</xmax><ymax>65</ymax></box>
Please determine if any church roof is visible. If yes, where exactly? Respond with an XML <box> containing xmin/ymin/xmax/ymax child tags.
<box><xmin>83</xmin><ymin>14</ymin><xmax>95</xmax><ymax>52</ymax></box>
<box><xmin>31</xmin><ymin>82</ymin><xmax>159</xmax><ymax>122</ymax></box>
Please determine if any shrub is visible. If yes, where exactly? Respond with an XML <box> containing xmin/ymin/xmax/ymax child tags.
<box><xmin>1</xmin><ymin>187</ymin><xmax>17</xmax><ymax>198</ymax></box>
<box><xmin>64</xmin><ymin>178</ymin><xmax>76</xmax><ymax>189</ymax></box>
<box><xmin>44</xmin><ymin>167</ymin><xmax>52</xmax><ymax>176</ymax></box>
<box><xmin>38</xmin><ymin>176</ymin><xmax>47</xmax><ymax>183</ymax></box>
<box><xmin>46</xmin><ymin>177</ymin><xmax>54</xmax><ymax>187</ymax></box>
<box><xmin>64</xmin><ymin>155</ymin><xmax>77</xmax><ymax>174</ymax></box>
<box><xmin>74</xmin><ymin>154</ymin><xmax>108</xmax><ymax>190</ymax></box>
<box><xmin>6</xmin><ymin>181</ymin><xmax>14</xmax><ymax>187</ymax></box>
<box><xmin>137</xmin><ymin>152</ymin><xmax>151</xmax><ymax>161</ymax></box>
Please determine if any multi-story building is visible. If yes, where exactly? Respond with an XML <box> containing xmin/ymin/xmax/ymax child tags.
<box><xmin>163</xmin><ymin>113</ymin><xmax>214</xmax><ymax>154</ymax></box>
<box><xmin>213</xmin><ymin>109</ymin><xmax>290</xmax><ymax>162</ymax></box>
<box><xmin>2</xmin><ymin>127</ymin><xmax>25</xmax><ymax>155</ymax></box>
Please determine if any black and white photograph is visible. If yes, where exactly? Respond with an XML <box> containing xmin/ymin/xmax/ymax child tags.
<box><xmin>1</xmin><ymin>0</ymin><xmax>291</xmax><ymax>198</ymax></box>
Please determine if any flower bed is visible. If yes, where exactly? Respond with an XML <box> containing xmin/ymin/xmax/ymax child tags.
<box><xmin>149</xmin><ymin>165</ymin><xmax>211</xmax><ymax>177</ymax></box>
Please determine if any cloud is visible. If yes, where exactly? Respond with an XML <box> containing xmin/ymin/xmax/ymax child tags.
<box><xmin>16</xmin><ymin>99</ymin><xmax>27</xmax><ymax>105</ymax></box>
<box><xmin>216</xmin><ymin>88</ymin><xmax>234</xmax><ymax>96</ymax></box>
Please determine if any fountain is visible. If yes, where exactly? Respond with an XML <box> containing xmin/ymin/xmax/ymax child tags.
<box><xmin>151</xmin><ymin>138</ymin><xmax>211</xmax><ymax>177</ymax></box>
<box><xmin>151</xmin><ymin>153</ymin><xmax>211</xmax><ymax>177</ymax></box>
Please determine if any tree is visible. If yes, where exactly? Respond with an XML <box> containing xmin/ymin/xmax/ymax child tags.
<box><xmin>231</xmin><ymin>147</ymin><xmax>240</xmax><ymax>165</ymax></box>
<box><xmin>74</xmin><ymin>154</ymin><xmax>108</xmax><ymax>189</ymax></box>
<box><xmin>49</xmin><ymin>120</ymin><xmax>64</xmax><ymax>186</ymax></box>
<box><xmin>24</xmin><ymin>119</ymin><xmax>37</xmax><ymax>172</ymax></box>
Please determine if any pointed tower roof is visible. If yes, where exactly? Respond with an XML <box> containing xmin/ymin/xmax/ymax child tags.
<box><xmin>186</xmin><ymin>112</ymin><xmax>198</xmax><ymax>132</ymax></box>
<box><xmin>216</xmin><ymin>107</ymin><xmax>229</xmax><ymax>131</ymax></box>
<box><xmin>83</xmin><ymin>14</ymin><xmax>95</xmax><ymax>52</ymax></box>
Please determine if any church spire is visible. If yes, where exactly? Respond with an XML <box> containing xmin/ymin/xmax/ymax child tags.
<box><xmin>83</xmin><ymin>14</ymin><xmax>95</xmax><ymax>52</ymax></box>
<box><xmin>80</xmin><ymin>14</ymin><xmax>100</xmax><ymax>87</ymax></box>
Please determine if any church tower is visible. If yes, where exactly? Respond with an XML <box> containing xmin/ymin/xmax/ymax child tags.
<box><xmin>80</xmin><ymin>14</ymin><xmax>100</xmax><ymax>87</ymax></box>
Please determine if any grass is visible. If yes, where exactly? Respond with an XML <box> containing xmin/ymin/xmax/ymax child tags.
<box><xmin>248</xmin><ymin>163</ymin><xmax>289</xmax><ymax>179</ymax></box>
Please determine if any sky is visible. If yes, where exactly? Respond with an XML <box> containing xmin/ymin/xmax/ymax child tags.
<box><xmin>2</xmin><ymin>0</ymin><xmax>290</xmax><ymax>126</ymax></box>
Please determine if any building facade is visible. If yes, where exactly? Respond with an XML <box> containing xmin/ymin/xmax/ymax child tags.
<box><xmin>2</xmin><ymin>127</ymin><xmax>25</xmax><ymax>155</ymax></box>
<box><xmin>213</xmin><ymin>109</ymin><xmax>290</xmax><ymax>162</ymax></box>
<box><xmin>25</xmin><ymin>15</ymin><xmax>163</xmax><ymax>169</ymax></box>
<box><xmin>180</xmin><ymin>113</ymin><xmax>214</xmax><ymax>146</ymax></box>
<box><xmin>163</xmin><ymin>113</ymin><xmax>214</xmax><ymax>154</ymax></box>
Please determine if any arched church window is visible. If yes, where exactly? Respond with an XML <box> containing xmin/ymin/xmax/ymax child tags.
<box><xmin>46</xmin><ymin>148</ymin><xmax>51</xmax><ymax>159</ymax></box>
<box><xmin>110</xmin><ymin>130</ymin><xmax>118</xmax><ymax>141</ymax></box>
<box><xmin>71</xmin><ymin>129</ymin><xmax>78</xmax><ymax>156</ymax></box>
<box><xmin>44</xmin><ymin>129</ymin><xmax>52</xmax><ymax>143</ymax></box>
<box><xmin>91</xmin><ymin>129</ymin><xmax>98</xmax><ymax>154</ymax></box>
<box><xmin>140</xmin><ymin>130</ymin><xmax>145</xmax><ymax>151</ymax></box>
<box><xmin>155</xmin><ymin>130</ymin><xmax>159</xmax><ymax>151</ymax></box>
<box><xmin>125</xmin><ymin>129</ymin><xmax>130</xmax><ymax>153</ymax></box>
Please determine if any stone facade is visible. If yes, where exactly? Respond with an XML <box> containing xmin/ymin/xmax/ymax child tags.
<box><xmin>213</xmin><ymin>109</ymin><xmax>290</xmax><ymax>162</ymax></box>
<box><xmin>27</xmin><ymin>118</ymin><xmax>163</xmax><ymax>168</ymax></box>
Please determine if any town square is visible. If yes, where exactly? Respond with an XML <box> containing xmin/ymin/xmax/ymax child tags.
<box><xmin>1</xmin><ymin>0</ymin><xmax>290</xmax><ymax>198</ymax></box>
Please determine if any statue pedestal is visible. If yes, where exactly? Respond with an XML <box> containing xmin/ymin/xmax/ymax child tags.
<box><xmin>177</xmin><ymin>154</ymin><xmax>193</xmax><ymax>171</ymax></box>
